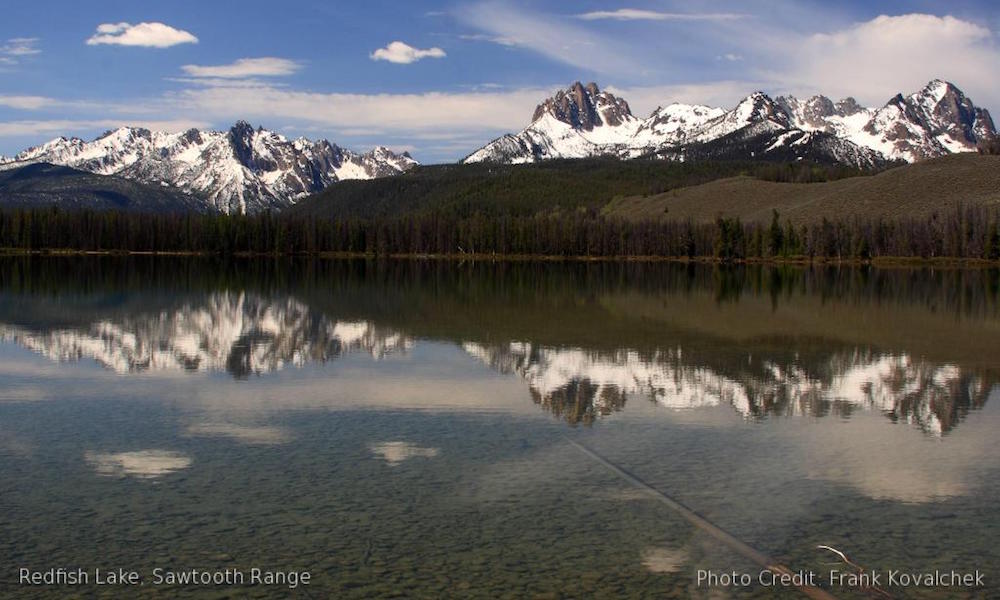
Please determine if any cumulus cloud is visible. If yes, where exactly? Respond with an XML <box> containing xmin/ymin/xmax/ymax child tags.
<box><xmin>86</xmin><ymin>22</ymin><xmax>198</xmax><ymax>48</ymax></box>
<box><xmin>181</xmin><ymin>57</ymin><xmax>301</xmax><ymax>78</ymax></box>
<box><xmin>577</xmin><ymin>9</ymin><xmax>745</xmax><ymax>22</ymax></box>
<box><xmin>370</xmin><ymin>41</ymin><xmax>446</xmax><ymax>64</ymax></box>
<box><xmin>764</xmin><ymin>14</ymin><xmax>1000</xmax><ymax>109</ymax></box>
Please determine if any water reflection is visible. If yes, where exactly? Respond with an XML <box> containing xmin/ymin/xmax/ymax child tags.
<box><xmin>369</xmin><ymin>442</ymin><xmax>441</xmax><ymax>466</ymax></box>
<box><xmin>0</xmin><ymin>258</ymin><xmax>996</xmax><ymax>436</ymax></box>
<box><xmin>84</xmin><ymin>450</ymin><xmax>192</xmax><ymax>479</ymax></box>
<box><xmin>0</xmin><ymin>292</ymin><xmax>411</xmax><ymax>377</ymax></box>
<box><xmin>463</xmin><ymin>342</ymin><xmax>993</xmax><ymax>434</ymax></box>
<box><xmin>184</xmin><ymin>423</ymin><xmax>292</xmax><ymax>445</ymax></box>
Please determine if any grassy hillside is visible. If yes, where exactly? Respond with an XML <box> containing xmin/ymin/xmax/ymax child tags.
<box><xmin>605</xmin><ymin>153</ymin><xmax>1000</xmax><ymax>224</ymax></box>
<box><xmin>0</xmin><ymin>162</ymin><xmax>214</xmax><ymax>214</ymax></box>
<box><xmin>290</xmin><ymin>158</ymin><xmax>866</xmax><ymax>220</ymax></box>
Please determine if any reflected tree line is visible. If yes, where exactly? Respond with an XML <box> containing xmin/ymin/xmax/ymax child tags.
<box><xmin>1</xmin><ymin>256</ymin><xmax>998</xmax><ymax>321</ymax></box>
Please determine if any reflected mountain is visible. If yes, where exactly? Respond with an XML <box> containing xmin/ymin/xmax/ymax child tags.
<box><xmin>463</xmin><ymin>342</ymin><xmax>994</xmax><ymax>434</ymax></box>
<box><xmin>0</xmin><ymin>258</ymin><xmax>996</xmax><ymax>435</ymax></box>
<box><xmin>0</xmin><ymin>292</ymin><xmax>412</xmax><ymax>378</ymax></box>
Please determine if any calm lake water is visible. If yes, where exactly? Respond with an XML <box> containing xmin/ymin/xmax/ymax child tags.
<box><xmin>0</xmin><ymin>258</ymin><xmax>998</xmax><ymax>599</ymax></box>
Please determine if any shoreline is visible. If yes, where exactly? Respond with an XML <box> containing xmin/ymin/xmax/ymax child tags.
<box><xmin>1</xmin><ymin>248</ymin><xmax>998</xmax><ymax>267</ymax></box>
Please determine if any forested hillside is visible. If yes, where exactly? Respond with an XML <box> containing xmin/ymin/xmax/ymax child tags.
<box><xmin>289</xmin><ymin>159</ymin><xmax>868</xmax><ymax>220</ymax></box>
<box><xmin>0</xmin><ymin>163</ymin><xmax>213</xmax><ymax>214</ymax></box>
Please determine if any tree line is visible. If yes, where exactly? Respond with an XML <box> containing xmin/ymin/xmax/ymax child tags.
<box><xmin>1</xmin><ymin>205</ymin><xmax>998</xmax><ymax>261</ymax></box>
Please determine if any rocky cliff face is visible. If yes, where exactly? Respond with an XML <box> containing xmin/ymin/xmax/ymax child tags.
<box><xmin>531</xmin><ymin>81</ymin><xmax>636</xmax><ymax>130</ymax></box>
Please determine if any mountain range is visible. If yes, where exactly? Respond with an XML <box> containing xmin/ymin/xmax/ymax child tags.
<box><xmin>465</xmin><ymin>79</ymin><xmax>996</xmax><ymax>167</ymax></box>
<box><xmin>0</xmin><ymin>121</ymin><xmax>417</xmax><ymax>214</ymax></box>
<box><xmin>0</xmin><ymin>79</ymin><xmax>995</xmax><ymax>215</ymax></box>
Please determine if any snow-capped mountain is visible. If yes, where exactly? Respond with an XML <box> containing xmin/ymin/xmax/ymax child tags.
<box><xmin>463</xmin><ymin>341</ymin><xmax>992</xmax><ymax>435</ymax></box>
<box><xmin>0</xmin><ymin>122</ymin><xmax>418</xmax><ymax>214</ymax></box>
<box><xmin>0</xmin><ymin>292</ymin><xmax>413</xmax><ymax>377</ymax></box>
<box><xmin>464</xmin><ymin>82</ymin><xmax>643</xmax><ymax>164</ymax></box>
<box><xmin>778</xmin><ymin>80</ymin><xmax>997</xmax><ymax>162</ymax></box>
<box><xmin>465</xmin><ymin>80</ymin><xmax>997</xmax><ymax>167</ymax></box>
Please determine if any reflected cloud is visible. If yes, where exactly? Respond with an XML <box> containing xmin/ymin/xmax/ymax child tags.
<box><xmin>0</xmin><ymin>293</ymin><xmax>412</xmax><ymax>378</ymax></box>
<box><xmin>641</xmin><ymin>547</ymin><xmax>688</xmax><ymax>574</ymax></box>
<box><xmin>463</xmin><ymin>342</ymin><xmax>993</xmax><ymax>434</ymax></box>
<box><xmin>369</xmin><ymin>441</ymin><xmax>440</xmax><ymax>466</ymax></box>
<box><xmin>185</xmin><ymin>423</ymin><xmax>292</xmax><ymax>445</ymax></box>
<box><xmin>85</xmin><ymin>450</ymin><xmax>192</xmax><ymax>479</ymax></box>
<box><xmin>796</xmin><ymin>414</ymin><xmax>999</xmax><ymax>503</ymax></box>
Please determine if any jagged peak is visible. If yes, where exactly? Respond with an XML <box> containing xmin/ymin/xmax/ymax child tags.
<box><xmin>531</xmin><ymin>81</ymin><xmax>633</xmax><ymax>131</ymax></box>
<box><xmin>920</xmin><ymin>78</ymin><xmax>958</xmax><ymax>96</ymax></box>
<box><xmin>835</xmin><ymin>97</ymin><xmax>864</xmax><ymax>115</ymax></box>
<box><xmin>230</xmin><ymin>120</ymin><xmax>256</xmax><ymax>136</ymax></box>
<box><xmin>97</xmin><ymin>126</ymin><xmax>152</xmax><ymax>140</ymax></box>
<box><xmin>731</xmin><ymin>91</ymin><xmax>788</xmax><ymax>126</ymax></box>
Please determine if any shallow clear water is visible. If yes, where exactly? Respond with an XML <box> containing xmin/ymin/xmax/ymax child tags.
<box><xmin>0</xmin><ymin>258</ymin><xmax>998</xmax><ymax>599</ymax></box>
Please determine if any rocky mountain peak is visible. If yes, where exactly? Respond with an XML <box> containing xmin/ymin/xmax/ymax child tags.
<box><xmin>835</xmin><ymin>97</ymin><xmax>864</xmax><ymax>116</ymax></box>
<box><xmin>733</xmin><ymin>92</ymin><xmax>790</xmax><ymax>128</ymax></box>
<box><xmin>804</xmin><ymin>95</ymin><xmax>836</xmax><ymax>117</ymax></box>
<box><xmin>531</xmin><ymin>81</ymin><xmax>633</xmax><ymax>131</ymax></box>
<box><xmin>861</xmin><ymin>80</ymin><xmax>997</xmax><ymax>159</ymax></box>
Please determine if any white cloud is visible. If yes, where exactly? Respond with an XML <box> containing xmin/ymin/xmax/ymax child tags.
<box><xmin>0</xmin><ymin>119</ymin><xmax>210</xmax><ymax>138</ymax></box>
<box><xmin>0</xmin><ymin>37</ymin><xmax>40</xmax><ymax>66</ymax></box>
<box><xmin>717</xmin><ymin>53</ymin><xmax>743</xmax><ymax>62</ymax></box>
<box><xmin>459</xmin><ymin>33</ymin><xmax>521</xmax><ymax>47</ymax></box>
<box><xmin>181</xmin><ymin>57</ymin><xmax>301</xmax><ymax>78</ymax></box>
<box><xmin>2</xmin><ymin>37</ymin><xmax>41</xmax><ymax>56</ymax></box>
<box><xmin>769</xmin><ymin>14</ymin><xmax>1000</xmax><ymax>109</ymax></box>
<box><xmin>457</xmin><ymin>3</ymin><xmax>640</xmax><ymax>76</ymax></box>
<box><xmin>577</xmin><ymin>9</ymin><xmax>745</xmax><ymax>22</ymax></box>
<box><xmin>0</xmin><ymin>95</ymin><xmax>55</xmax><ymax>110</ymax></box>
<box><xmin>370</xmin><ymin>41</ymin><xmax>446</xmax><ymax>64</ymax></box>
<box><xmin>171</xmin><ymin>82</ymin><xmax>546</xmax><ymax>133</ymax></box>
<box><xmin>86</xmin><ymin>22</ymin><xmax>198</xmax><ymax>48</ymax></box>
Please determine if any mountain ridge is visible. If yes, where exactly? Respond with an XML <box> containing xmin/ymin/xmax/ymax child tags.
<box><xmin>466</xmin><ymin>79</ymin><xmax>997</xmax><ymax>167</ymax></box>
<box><xmin>0</xmin><ymin>122</ymin><xmax>418</xmax><ymax>215</ymax></box>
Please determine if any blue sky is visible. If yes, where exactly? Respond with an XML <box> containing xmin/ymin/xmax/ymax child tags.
<box><xmin>1</xmin><ymin>0</ymin><xmax>998</xmax><ymax>163</ymax></box>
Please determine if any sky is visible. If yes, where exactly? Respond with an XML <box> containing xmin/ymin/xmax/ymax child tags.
<box><xmin>0</xmin><ymin>0</ymin><xmax>998</xmax><ymax>163</ymax></box>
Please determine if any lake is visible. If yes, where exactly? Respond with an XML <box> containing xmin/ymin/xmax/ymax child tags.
<box><xmin>0</xmin><ymin>257</ymin><xmax>998</xmax><ymax>599</ymax></box>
